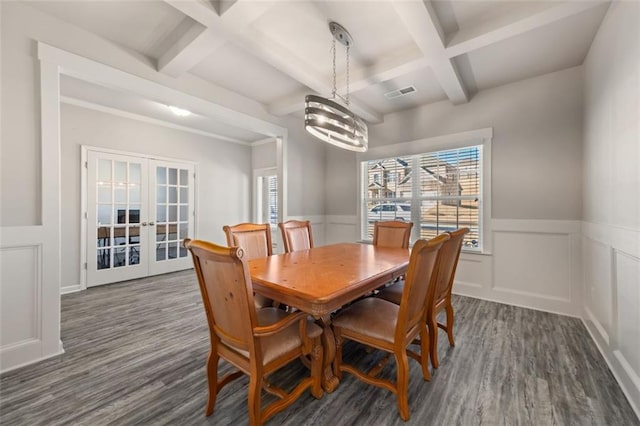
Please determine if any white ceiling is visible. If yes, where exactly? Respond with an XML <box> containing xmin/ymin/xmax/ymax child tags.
<box><xmin>27</xmin><ymin>0</ymin><xmax>610</xmax><ymax>134</ymax></box>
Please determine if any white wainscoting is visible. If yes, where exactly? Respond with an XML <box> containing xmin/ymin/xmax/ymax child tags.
<box><xmin>325</xmin><ymin>216</ymin><xmax>583</xmax><ymax>317</ymax></box>
<box><xmin>581</xmin><ymin>221</ymin><xmax>640</xmax><ymax>418</ymax></box>
<box><xmin>0</xmin><ymin>226</ymin><xmax>63</xmax><ymax>372</ymax></box>
<box><xmin>325</xmin><ymin>215</ymin><xmax>358</xmax><ymax>245</ymax></box>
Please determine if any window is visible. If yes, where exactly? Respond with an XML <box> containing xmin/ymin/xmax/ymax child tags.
<box><xmin>257</xmin><ymin>173</ymin><xmax>278</xmax><ymax>226</ymax></box>
<box><xmin>361</xmin><ymin>145</ymin><xmax>484</xmax><ymax>251</ymax></box>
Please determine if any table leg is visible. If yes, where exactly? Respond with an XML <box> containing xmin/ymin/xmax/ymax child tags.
<box><xmin>317</xmin><ymin>314</ymin><xmax>339</xmax><ymax>393</ymax></box>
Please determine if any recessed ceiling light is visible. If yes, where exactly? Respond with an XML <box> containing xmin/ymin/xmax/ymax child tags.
<box><xmin>168</xmin><ymin>105</ymin><xmax>191</xmax><ymax>117</ymax></box>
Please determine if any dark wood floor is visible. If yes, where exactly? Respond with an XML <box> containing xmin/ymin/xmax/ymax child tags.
<box><xmin>1</xmin><ymin>270</ymin><xmax>638</xmax><ymax>425</ymax></box>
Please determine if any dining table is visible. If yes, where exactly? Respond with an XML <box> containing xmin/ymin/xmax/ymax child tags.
<box><xmin>249</xmin><ymin>242</ymin><xmax>410</xmax><ymax>393</ymax></box>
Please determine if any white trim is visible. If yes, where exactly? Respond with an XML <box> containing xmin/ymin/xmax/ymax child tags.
<box><xmin>81</xmin><ymin>145</ymin><xmax>198</xmax><ymax>166</ymax></box>
<box><xmin>286</xmin><ymin>215</ymin><xmax>325</xmax><ymax>225</ymax></box>
<box><xmin>277</xmin><ymin>136</ymin><xmax>288</xmax><ymax>222</ymax></box>
<box><xmin>325</xmin><ymin>215</ymin><xmax>358</xmax><ymax>225</ymax></box>
<box><xmin>452</xmin><ymin>289</ymin><xmax>581</xmax><ymax>319</ymax></box>
<box><xmin>582</xmin><ymin>318</ymin><xmax>640</xmax><ymax>421</ymax></box>
<box><xmin>251</xmin><ymin>137</ymin><xmax>277</xmax><ymax>147</ymax></box>
<box><xmin>582</xmin><ymin>221</ymin><xmax>640</xmax><ymax>259</ymax></box>
<box><xmin>61</xmin><ymin>96</ymin><xmax>250</xmax><ymax>145</ymax></box>
<box><xmin>61</xmin><ymin>285</ymin><xmax>83</xmax><ymax>295</ymax></box>
<box><xmin>359</xmin><ymin>128</ymin><xmax>493</xmax><ymax>161</ymax></box>
<box><xmin>492</xmin><ymin>219</ymin><xmax>582</xmax><ymax>234</ymax></box>
<box><xmin>614</xmin><ymin>350</ymin><xmax>640</xmax><ymax>401</ymax></box>
<box><xmin>38</xmin><ymin>42</ymin><xmax>287</xmax><ymax>138</ymax></box>
<box><xmin>0</xmin><ymin>345</ymin><xmax>65</xmax><ymax>375</ymax></box>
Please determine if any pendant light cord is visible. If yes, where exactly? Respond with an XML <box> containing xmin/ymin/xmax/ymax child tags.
<box><xmin>346</xmin><ymin>45</ymin><xmax>350</xmax><ymax>106</ymax></box>
<box><xmin>331</xmin><ymin>38</ymin><xmax>337</xmax><ymax>100</ymax></box>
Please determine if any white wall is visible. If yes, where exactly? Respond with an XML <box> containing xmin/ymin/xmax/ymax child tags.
<box><xmin>60</xmin><ymin>103</ymin><xmax>252</xmax><ymax>291</ymax></box>
<box><xmin>326</xmin><ymin>66</ymin><xmax>584</xmax><ymax>317</ymax></box>
<box><xmin>251</xmin><ymin>140</ymin><xmax>277</xmax><ymax>171</ymax></box>
<box><xmin>0</xmin><ymin>2</ymin><xmax>325</xmax><ymax>371</ymax></box>
<box><xmin>581</xmin><ymin>1</ymin><xmax>640</xmax><ymax>416</ymax></box>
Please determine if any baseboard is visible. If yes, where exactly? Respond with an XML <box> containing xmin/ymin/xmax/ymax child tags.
<box><xmin>0</xmin><ymin>346</ymin><xmax>64</xmax><ymax>375</ymax></box>
<box><xmin>61</xmin><ymin>284</ymin><xmax>83</xmax><ymax>294</ymax></box>
<box><xmin>581</xmin><ymin>317</ymin><xmax>640</xmax><ymax>421</ymax></box>
<box><xmin>453</xmin><ymin>287</ymin><xmax>581</xmax><ymax>319</ymax></box>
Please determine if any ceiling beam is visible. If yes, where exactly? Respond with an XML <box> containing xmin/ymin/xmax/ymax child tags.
<box><xmin>164</xmin><ymin>0</ymin><xmax>383</xmax><ymax>123</ymax></box>
<box><xmin>158</xmin><ymin>0</ymin><xmax>274</xmax><ymax>78</ymax></box>
<box><xmin>445</xmin><ymin>1</ymin><xmax>609</xmax><ymax>58</ymax></box>
<box><xmin>392</xmin><ymin>0</ymin><xmax>469</xmax><ymax>104</ymax></box>
<box><xmin>268</xmin><ymin>50</ymin><xmax>429</xmax><ymax>117</ymax></box>
<box><xmin>158</xmin><ymin>24</ymin><xmax>222</xmax><ymax>77</ymax></box>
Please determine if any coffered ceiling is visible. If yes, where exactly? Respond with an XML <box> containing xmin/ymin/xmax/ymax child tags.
<box><xmin>28</xmin><ymin>0</ymin><xmax>610</xmax><ymax>132</ymax></box>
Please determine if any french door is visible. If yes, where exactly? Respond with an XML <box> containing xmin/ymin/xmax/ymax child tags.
<box><xmin>86</xmin><ymin>150</ymin><xmax>195</xmax><ymax>287</ymax></box>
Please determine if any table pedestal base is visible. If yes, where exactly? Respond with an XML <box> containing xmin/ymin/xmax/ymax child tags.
<box><xmin>318</xmin><ymin>314</ymin><xmax>339</xmax><ymax>393</ymax></box>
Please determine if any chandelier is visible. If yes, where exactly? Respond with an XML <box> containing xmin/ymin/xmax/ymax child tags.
<box><xmin>305</xmin><ymin>22</ymin><xmax>368</xmax><ymax>152</ymax></box>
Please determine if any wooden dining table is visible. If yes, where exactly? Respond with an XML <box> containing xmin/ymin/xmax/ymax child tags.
<box><xmin>249</xmin><ymin>242</ymin><xmax>410</xmax><ymax>393</ymax></box>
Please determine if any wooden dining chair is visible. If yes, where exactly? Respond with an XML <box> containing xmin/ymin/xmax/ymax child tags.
<box><xmin>184</xmin><ymin>239</ymin><xmax>323</xmax><ymax>425</ymax></box>
<box><xmin>377</xmin><ymin>227</ymin><xmax>469</xmax><ymax>368</ymax></box>
<box><xmin>373</xmin><ymin>220</ymin><xmax>413</xmax><ymax>248</ymax></box>
<box><xmin>332</xmin><ymin>234</ymin><xmax>449</xmax><ymax>421</ymax></box>
<box><xmin>279</xmin><ymin>220</ymin><xmax>314</xmax><ymax>253</ymax></box>
<box><xmin>223</xmin><ymin>223</ymin><xmax>276</xmax><ymax>308</ymax></box>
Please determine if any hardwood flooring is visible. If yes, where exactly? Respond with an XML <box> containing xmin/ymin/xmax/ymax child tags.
<box><xmin>1</xmin><ymin>270</ymin><xmax>637</xmax><ymax>425</ymax></box>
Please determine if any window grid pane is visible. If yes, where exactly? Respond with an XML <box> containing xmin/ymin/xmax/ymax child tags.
<box><xmin>362</xmin><ymin>145</ymin><xmax>482</xmax><ymax>250</ymax></box>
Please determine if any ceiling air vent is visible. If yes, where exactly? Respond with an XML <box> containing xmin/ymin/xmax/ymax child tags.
<box><xmin>384</xmin><ymin>85</ymin><xmax>417</xmax><ymax>100</ymax></box>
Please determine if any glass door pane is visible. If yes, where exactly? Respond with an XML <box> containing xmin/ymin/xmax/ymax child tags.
<box><xmin>148</xmin><ymin>160</ymin><xmax>194</xmax><ymax>275</ymax></box>
<box><xmin>87</xmin><ymin>152</ymin><xmax>148</xmax><ymax>287</ymax></box>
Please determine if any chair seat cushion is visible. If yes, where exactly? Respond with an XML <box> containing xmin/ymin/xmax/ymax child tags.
<box><xmin>377</xmin><ymin>281</ymin><xmax>404</xmax><ymax>305</ymax></box>
<box><xmin>332</xmin><ymin>298</ymin><xmax>399</xmax><ymax>344</ymax></box>
<box><xmin>257</xmin><ymin>308</ymin><xmax>322</xmax><ymax>365</ymax></box>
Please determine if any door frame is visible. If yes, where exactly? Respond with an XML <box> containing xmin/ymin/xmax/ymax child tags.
<box><xmin>80</xmin><ymin>145</ymin><xmax>199</xmax><ymax>290</ymax></box>
<box><xmin>0</xmin><ymin>41</ymin><xmax>286</xmax><ymax>375</ymax></box>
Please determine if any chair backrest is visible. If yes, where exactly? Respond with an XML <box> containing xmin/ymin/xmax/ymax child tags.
<box><xmin>184</xmin><ymin>239</ymin><xmax>257</xmax><ymax>354</ymax></box>
<box><xmin>223</xmin><ymin>223</ymin><xmax>272</xmax><ymax>260</ymax></box>
<box><xmin>279</xmin><ymin>220</ymin><xmax>314</xmax><ymax>253</ymax></box>
<box><xmin>429</xmin><ymin>227</ymin><xmax>469</xmax><ymax>306</ymax></box>
<box><xmin>373</xmin><ymin>221</ymin><xmax>413</xmax><ymax>248</ymax></box>
<box><xmin>396</xmin><ymin>234</ymin><xmax>449</xmax><ymax>336</ymax></box>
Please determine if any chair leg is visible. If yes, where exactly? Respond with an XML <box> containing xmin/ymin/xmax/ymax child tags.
<box><xmin>311</xmin><ymin>338</ymin><xmax>324</xmax><ymax>399</ymax></box>
<box><xmin>419</xmin><ymin>325</ymin><xmax>431</xmax><ymax>381</ymax></box>
<box><xmin>428</xmin><ymin>315</ymin><xmax>440</xmax><ymax>369</ymax></box>
<box><xmin>333</xmin><ymin>329</ymin><xmax>344</xmax><ymax>380</ymax></box>
<box><xmin>248</xmin><ymin>375</ymin><xmax>262</xmax><ymax>426</ymax></box>
<box><xmin>394</xmin><ymin>350</ymin><xmax>410</xmax><ymax>421</ymax></box>
<box><xmin>205</xmin><ymin>350</ymin><xmax>219</xmax><ymax>416</ymax></box>
<box><xmin>445</xmin><ymin>303</ymin><xmax>455</xmax><ymax>347</ymax></box>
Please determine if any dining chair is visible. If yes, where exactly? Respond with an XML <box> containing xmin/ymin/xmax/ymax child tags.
<box><xmin>279</xmin><ymin>220</ymin><xmax>314</xmax><ymax>253</ymax></box>
<box><xmin>377</xmin><ymin>227</ymin><xmax>469</xmax><ymax>368</ymax></box>
<box><xmin>184</xmin><ymin>239</ymin><xmax>323</xmax><ymax>425</ymax></box>
<box><xmin>223</xmin><ymin>223</ymin><xmax>276</xmax><ymax>308</ymax></box>
<box><xmin>332</xmin><ymin>234</ymin><xmax>449</xmax><ymax>421</ymax></box>
<box><xmin>373</xmin><ymin>220</ymin><xmax>413</xmax><ymax>249</ymax></box>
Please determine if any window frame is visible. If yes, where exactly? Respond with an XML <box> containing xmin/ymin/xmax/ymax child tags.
<box><xmin>357</xmin><ymin>128</ymin><xmax>493</xmax><ymax>254</ymax></box>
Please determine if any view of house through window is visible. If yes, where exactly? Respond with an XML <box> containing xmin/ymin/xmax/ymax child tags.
<box><xmin>361</xmin><ymin>145</ymin><xmax>482</xmax><ymax>250</ymax></box>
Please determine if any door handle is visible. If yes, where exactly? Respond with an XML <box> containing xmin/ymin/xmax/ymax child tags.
<box><xmin>141</xmin><ymin>222</ymin><xmax>148</xmax><ymax>226</ymax></box>
<box><xmin>149</xmin><ymin>222</ymin><xmax>155</xmax><ymax>226</ymax></box>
